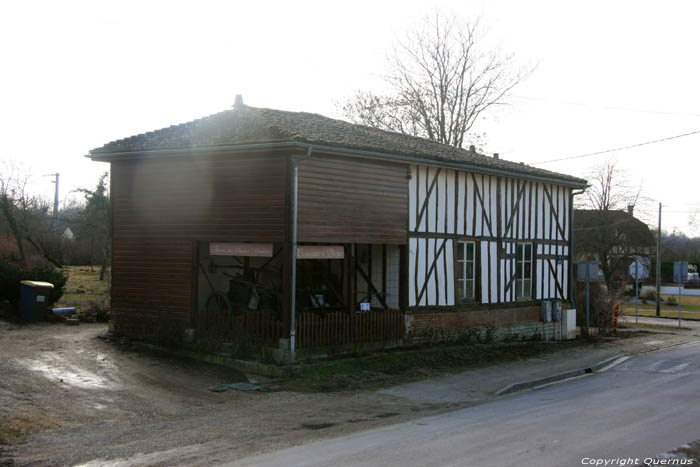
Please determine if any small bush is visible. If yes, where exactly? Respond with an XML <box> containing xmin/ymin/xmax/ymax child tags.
<box><xmin>641</xmin><ymin>289</ymin><xmax>657</xmax><ymax>301</ymax></box>
<box><xmin>0</xmin><ymin>253</ymin><xmax>68</xmax><ymax>305</ymax></box>
<box><xmin>574</xmin><ymin>282</ymin><xmax>614</xmax><ymax>334</ymax></box>
<box><xmin>665</xmin><ymin>295</ymin><xmax>677</xmax><ymax>305</ymax></box>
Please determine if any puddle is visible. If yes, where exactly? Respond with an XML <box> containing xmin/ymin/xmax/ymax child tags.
<box><xmin>301</xmin><ymin>422</ymin><xmax>335</xmax><ymax>430</ymax></box>
<box><xmin>18</xmin><ymin>354</ymin><xmax>118</xmax><ymax>390</ymax></box>
<box><xmin>346</xmin><ymin>412</ymin><xmax>399</xmax><ymax>423</ymax></box>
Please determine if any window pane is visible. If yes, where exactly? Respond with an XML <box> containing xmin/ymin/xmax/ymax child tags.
<box><xmin>457</xmin><ymin>242</ymin><xmax>465</xmax><ymax>261</ymax></box>
<box><xmin>517</xmin><ymin>244</ymin><xmax>523</xmax><ymax>259</ymax></box>
<box><xmin>524</xmin><ymin>261</ymin><xmax>531</xmax><ymax>279</ymax></box>
<box><xmin>466</xmin><ymin>243</ymin><xmax>474</xmax><ymax>261</ymax></box>
<box><xmin>516</xmin><ymin>261</ymin><xmax>522</xmax><ymax>278</ymax></box>
<box><xmin>466</xmin><ymin>262</ymin><xmax>474</xmax><ymax>279</ymax></box>
<box><xmin>523</xmin><ymin>279</ymin><xmax>531</xmax><ymax>298</ymax></box>
<box><xmin>516</xmin><ymin>279</ymin><xmax>523</xmax><ymax>299</ymax></box>
<box><xmin>456</xmin><ymin>280</ymin><xmax>464</xmax><ymax>300</ymax></box>
<box><xmin>525</xmin><ymin>244</ymin><xmax>532</xmax><ymax>259</ymax></box>
<box><xmin>465</xmin><ymin>280</ymin><xmax>474</xmax><ymax>298</ymax></box>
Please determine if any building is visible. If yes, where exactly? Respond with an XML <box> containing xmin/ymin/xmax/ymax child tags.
<box><xmin>89</xmin><ymin>97</ymin><xmax>586</xmax><ymax>359</ymax></box>
<box><xmin>573</xmin><ymin>206</ymin><xmax>655</xmax><ymax>287</ymax></box>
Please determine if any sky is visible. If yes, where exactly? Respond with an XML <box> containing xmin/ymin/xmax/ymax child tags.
<box><xmin>1</xmin><ymin>0</ymin><xmax>699</xmax><ymax>234</ymax></box>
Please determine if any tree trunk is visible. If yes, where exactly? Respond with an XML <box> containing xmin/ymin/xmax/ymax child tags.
<box><xmin>99</xmin><ymin>244</ymin><xmax>109</xmax><ymax>281</ymax></box>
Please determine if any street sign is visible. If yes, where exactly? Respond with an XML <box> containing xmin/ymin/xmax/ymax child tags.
<box><xmin>210</xmin><ymin>242</ymin><xmax>274</xmax><ymax>257</ymax></box>
<box><xmin>628</xmin><ymin>261</ymin><xmax>647</xmax><ymax>280</ymax></box>
<box><xmin>576</xmin><ymin>262</ymin><xmax>599</xmax><ymax>282</ymax></box>
<box><xmin>673</xmin><ymin>261</ymin><xmax>689</xmax><ymax>284</ymax></box>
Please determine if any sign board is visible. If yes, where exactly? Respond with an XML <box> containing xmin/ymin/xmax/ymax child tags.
<box><xmin>209</xmin><ymin>242</ymin><xmax>273</xmax><ymax>257</ymax></box>
<box><xmin>297</xmin><ymin>245</ymin><xmax>344</xmax><ymax>259</ymax></box>
<box><xmin>576</xmin><ymin>261</ymin><xmax>599</xmax><ymax>282</ymax></box>
<box><xmin>359</xmin><ymin>302</ymin><xmax>371</xmax><ymax>312</ymax></box>
<box><xmin>628</xmin><ymin>261</ymin><xmax>647</xmax><ymax>281</ymax></box>
<box><xmin>674</xmin><ymin>261</ymin><xmax>689</xmax><ymax>283</ymax></box>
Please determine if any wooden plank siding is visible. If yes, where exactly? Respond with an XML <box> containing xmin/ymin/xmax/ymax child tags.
<box><xmin>297</xmin><ymin>154</ymin><xmax>408</xmax><ymax>245</ymax></box>
<box><xmin>110</xmin><ymin>153</ymin><xmax>288</xmax><ymax>337</ymax></box>
<box><xmin>408</xmin><ymin>164</ymin><xmax>572</xmax><ymax>307</ymax></box>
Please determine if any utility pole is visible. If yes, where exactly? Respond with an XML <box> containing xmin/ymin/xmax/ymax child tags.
<box><xmin>50</xmin><ymin>173</ymin><xmax>59</xmax><ymax>217</ymax></box>
<box><xmin>656</xmin><ymin>202</ymin><xmax>662</xmax><ymax>317</ymax></box>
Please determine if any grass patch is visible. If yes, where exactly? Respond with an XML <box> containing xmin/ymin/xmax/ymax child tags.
<box><xmin>55</xmin><ymin>266</ymin><xmax>109</xmax><ymax>313</ymax></box>
<box><xmin>620</xmin><ymin>307</ymin><xmax>700</xmax><ymax>320</ymax></box>
<box><xmin>279</xmin><ymin>336</ymin><xmax>624</xmax><ymax>393</ymax></box>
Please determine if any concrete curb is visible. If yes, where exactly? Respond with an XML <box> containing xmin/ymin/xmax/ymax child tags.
<box><xmin>495</xmin><ymin>354</ymin><xmax>623</xmax><ymax>396</ymax></box>
<box><xmin>495</xmin><ymin>337</ymin><xmax>700</xmax><ymax>396</ymax></box>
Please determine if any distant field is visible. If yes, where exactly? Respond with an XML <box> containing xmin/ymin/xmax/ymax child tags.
<box><xmin>56</xmin><ymin>266</ymin><xmax>110</xmax><ymax>312</ymax></box>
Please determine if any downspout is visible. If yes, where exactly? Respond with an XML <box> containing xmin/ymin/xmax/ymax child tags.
<box><xmin>569</xmin><ymin>188</ymin><xmax>587</xmax><ymax>308</ymax></box>
<box><xmin>290</xmin><ymin>145</ymin><xmax>313</xmax><ymax>361</ymax></box>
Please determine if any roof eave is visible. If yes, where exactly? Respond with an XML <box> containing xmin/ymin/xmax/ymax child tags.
<box><xmin>87</xmin><ymin>141</ymin><xmax>588</xmax><ymax>188</ymax></box>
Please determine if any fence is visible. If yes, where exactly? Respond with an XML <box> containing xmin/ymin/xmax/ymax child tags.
<box><xmin>199</xmin><ymin>307</ymin><xmax>405</xmax><ymax>351</ymax></box>
<box><xmin>198</xmin><ymin>308</ymin><xmax>285</xmax><ymax>351</ymax></box>
<box><xmin>296</xmin><ymin>309</ymin><xmax>405</xmax><ymax>349</ymax></box>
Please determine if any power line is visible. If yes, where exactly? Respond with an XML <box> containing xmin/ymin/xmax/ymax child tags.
<box><xmin>531</xmin><ymin>129</ymin><xmax>700</xmax><ymax>165</ymax></box>
<box><xmin>512</xmin><ymin>95</ymin><xmax>700</xmax><ymax>118</ymax></box>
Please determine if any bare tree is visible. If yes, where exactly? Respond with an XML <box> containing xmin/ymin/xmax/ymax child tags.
<box><xmin>581</xmin><ymin>160</ymin><xmax>640</xmax><ymax>212</ymax></box>
<box><xmin>341</xmin><ymin>11</ymin><xmax>531</xmax><ymax>148</ymax></box>
<box><xmin>0</xmin><ymin>160</ymin><xmax>62</xmax><ymax>266</ymax></box>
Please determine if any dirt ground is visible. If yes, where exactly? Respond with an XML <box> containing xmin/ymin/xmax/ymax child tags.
<box><xmin>2</xmin><ymin>318</ymin><xmax>698</xmax><ymax>466</ymax></box>
<box><xmin>0</xmin><ymin>321</ymin><xmax>461</xmax><ymax>466</ymax></box>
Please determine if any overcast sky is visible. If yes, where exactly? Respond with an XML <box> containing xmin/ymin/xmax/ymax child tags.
<box><xmin>2</xmin><ymin>0</ymin><xmax>699</xmax><ymax>234</ymax></box>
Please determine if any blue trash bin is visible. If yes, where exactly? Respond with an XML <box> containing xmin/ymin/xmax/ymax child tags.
<box><xmin>19</xmin><ymin>280</ymin><xmax>54</xmax><ymax>322</ymax></box>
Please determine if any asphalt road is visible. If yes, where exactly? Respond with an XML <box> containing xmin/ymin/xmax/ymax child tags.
<box><xmin>226</xmin><ymin>342</ymin><xmax>700</xmax><ymax>467</ymax></box>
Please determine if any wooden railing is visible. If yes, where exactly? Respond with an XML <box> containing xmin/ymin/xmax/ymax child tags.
<box><xmin>200</xmin><ymin>307</ymin><xmax>404</xmax><ymax>350</ymax></box>
<box><xmin>296</xmin><ymin>309</ymin><xmax>405</xmax><ymax>349</ymax></box>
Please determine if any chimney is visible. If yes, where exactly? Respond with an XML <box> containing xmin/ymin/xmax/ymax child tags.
<box><xmin>469</xmin><ymin>145</ymin><xmax>476</xmax><ymax>153</ymax></box>
<box><xmin>627</xmin><ymin>204</ymin><xmax>635</xmax><ymax>216</ymax></box>
<box><xmin>234</xmin><ymin>94</ymin><xmax>244</xmax><ymax>108</ymax></box>
<box><xmin>493</xmin><ymin>153</ymin><xmax>499</xmax><ymax>159</ymax></box>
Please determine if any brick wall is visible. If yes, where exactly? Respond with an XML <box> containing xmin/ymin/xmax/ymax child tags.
<box><xmin>405</xmin><ymin>306</ymin><xmax>562</xmax><ymax>344</ymax></box>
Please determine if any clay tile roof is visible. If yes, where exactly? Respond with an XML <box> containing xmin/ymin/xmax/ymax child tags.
<box><xmin>90</xmin><ymin>104</ymin><xmax>586</xmax><ymax>186</ymax></box>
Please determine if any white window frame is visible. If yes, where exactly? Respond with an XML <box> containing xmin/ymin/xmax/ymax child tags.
<box><xmin>516</xmin><ymin>243</ymin><xmax>533</xmax><ymax>300</ymax></box>
<box><xmin>455</xmin><ymin>240</ymin><xmax>476</xmax><ymax>301</ymax></box>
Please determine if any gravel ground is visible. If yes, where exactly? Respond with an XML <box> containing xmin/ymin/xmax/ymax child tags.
<box><xmin>2</xmin><ymin>320</ymin><xmax>699</xmax><ymax>466</ymax></box>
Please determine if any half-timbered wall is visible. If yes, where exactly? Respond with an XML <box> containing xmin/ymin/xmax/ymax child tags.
<box><xmin>408</xmin><ymin>164</ymin><xmax>571</xmax><ymax>307</ymax></box>
<box><xmin>354</xmin><ymin>244</ymin><xmax>401</xmax><ymax>310</ymax></box>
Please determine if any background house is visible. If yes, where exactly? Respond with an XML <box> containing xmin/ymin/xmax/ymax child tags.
<box><xmin>574</xmin><ymin>205</ymin><xmax>655</xmax><ymax>289</ymax></box>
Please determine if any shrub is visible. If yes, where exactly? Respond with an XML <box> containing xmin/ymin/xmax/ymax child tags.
<box><xmin>665</xmin><ymin>295</ymin><xmax>677</xmax><ymax>305</ymax></box>
<box><xmin>0</xmin><ymin>253</ymin><xmax>68</xmax><ymax>305</ymax></box>
<box><xmin>641</xmin><ymin>289</ymin><xmax>658</xmax><ymax>301</ymax></box>
<box><xmin>574</xmin><ymin>281</ymin><xmax>614</xmax><ymax>334</ymax></box>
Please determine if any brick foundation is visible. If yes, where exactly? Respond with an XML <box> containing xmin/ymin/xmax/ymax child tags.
<box><xmin>405</xmin><ymin>306</ymin><xmax>563</xmax><ymax>344</ymax></box>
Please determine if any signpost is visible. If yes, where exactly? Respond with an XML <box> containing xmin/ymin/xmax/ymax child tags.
<box><xmin>673</xmin><ymin>261</ymin><xmax>689</xmax><ymax>328</ymax></box>
<box><xmin>629</xmin><ymin>260</ymin><xmax>647</xmax><ymax>324</ymax></box>
<box><xmin>577</xmin><ymin>261</ymin><xmax>599</xmax><ymax>335</ymax></box>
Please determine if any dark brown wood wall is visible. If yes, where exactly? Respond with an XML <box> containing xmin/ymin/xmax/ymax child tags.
<box><xmin>297</xmin><ymin>154</ymin><xmax>408</xmax><ymax>244</ymax></box>
<box><xmin>110</xmin><ymin>152</ymin><xmax>287</xmax><ymax>337</ymax></box>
